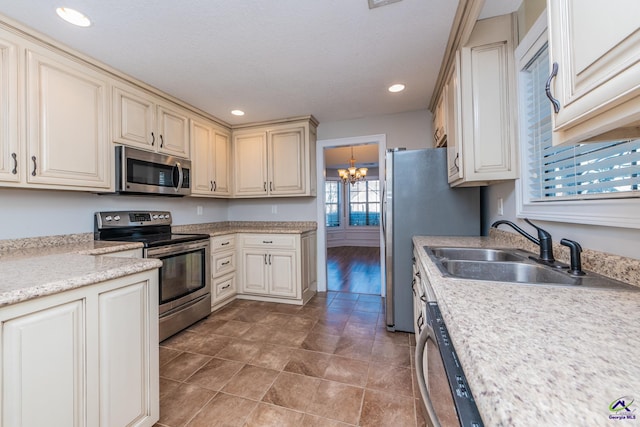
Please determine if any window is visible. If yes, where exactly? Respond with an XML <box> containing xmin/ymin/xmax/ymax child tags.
<box><xmin>515</xmin><ymin>13</ymin><xmax>640</xmax><ymax>228</ymax></box>
<box><xmin>348</xmin><ymin>180</ymin><xmax>380</xmax><ymax>226</ymax></box>
<box><xmin>325</xmin><ymin>181</ymin><xmax>340</xmax><ymax>227</ymax></box>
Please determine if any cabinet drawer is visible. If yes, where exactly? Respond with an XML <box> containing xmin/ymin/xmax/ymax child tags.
<box><xmin>212</xmin><ymin>251</ymin><xmax>235</xmax><ymax>277</ymax></box>
<box><xmin>211</xmin><ymin>234</ymin><xmax>235</xmax><ymax>252</ymax></box>
<box><xmin>240</xmin><ymin>234</ymin><xmax>297</xmax><ymax>249</ymax></box>
<box><xmin>212</xmin><ymin>273</ymin><xmax>236</xmax><ymax>303</ymax></box>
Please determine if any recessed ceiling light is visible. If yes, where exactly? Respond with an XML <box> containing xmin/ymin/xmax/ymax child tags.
<box><xmin>231</xmin><ymin>110</ymin><xmax>245</xmax><ymax>116</ymax></box>
<box><xmin>388</xmin><ymin>84</ymin><xmax>405</xmax><ymax>93</ymax></box>
<box><xmin>56</xmin><ymin>7</ymin><xmax>91</xmax><ymax>27</ymax></box>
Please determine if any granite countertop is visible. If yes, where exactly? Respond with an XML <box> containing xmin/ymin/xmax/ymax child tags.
<box><xmin>412</xmin><ymin>235</ymin><xmax>640</xmax><ymax>426</ymax></box>
<box><xmin>0</xmin><ymin>221</ymin><xmax>316</xmax><ymax>308</ymax></box>
<box><xmin>172</xmin><ymin>221</ymin><xmax>317</xmax><ymax>236</ymax></box>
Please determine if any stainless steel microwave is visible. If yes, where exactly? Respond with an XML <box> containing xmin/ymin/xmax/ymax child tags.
<box><xmin>115</xmin><ymin>146</ymin><xmax>191</xmax><ymax>196</ymax></box>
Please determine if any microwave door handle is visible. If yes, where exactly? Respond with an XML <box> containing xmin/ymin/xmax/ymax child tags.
<box><xmin>415</xmin><ymin>324</ymin><xmax>443</xmax><ymax>427</ymax></box>
<box><xmin>174</xmin><ymin>161</ymin><xmax>184</xmax><ymax>192</ymax></box>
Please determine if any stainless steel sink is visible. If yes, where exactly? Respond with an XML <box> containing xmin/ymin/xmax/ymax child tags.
<box><xmin>425</xmin><ymin>246</ymin><xmax>638</xmax><ymax>290</ymax></box>
<box><xmin>429</xmin><ymin>247</ymin><xmax>527</xmax><ymax>262</ymax></box>
<box><xmin>440</xmin><ymin>260</ymin><xmax>577</xmax><ymax>285</ymax></box>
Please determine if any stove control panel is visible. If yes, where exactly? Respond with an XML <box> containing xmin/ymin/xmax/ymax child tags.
<box><xmin>95</xmin><ymin>211</ymin><xmax>172</xmax><ymax>229</ymax></box>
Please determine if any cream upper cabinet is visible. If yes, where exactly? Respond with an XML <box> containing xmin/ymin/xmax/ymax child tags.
<box><xmin>191</xmin><ymin>117</ymin><xmax>231</xmax><ymax>197</ymax></box>
<box><xmin>232</xmin><ymin>117</ymin><xmax>317</xmax><ymax>198</ymax></box>
<box><xmin>25</xmin><ymin>45</ymin><xmax>112</xmax><ymax>190</ymax></box>
<box><xmin>0</xmin><ymin>32</ymin><xmax>18</xmax><ymax>183</ymax></box>
<box><xmin>446</xmin><ymin>62</ymin><xmax>462</xmax><ymax>183</ymax></box>
<box><xmin>448</xmin><ymin>14</ymin><xmax>518</xmax><ymax>187</ymax></box>
<box><xmin>113</xmin><ymin>82</ymin><xmax>190</xmax><ymax>158</ymax></box>
<box><xmin>547</xmin><ymin>0</ymin><xmax>640</xmax><ymax>146</ymax></box>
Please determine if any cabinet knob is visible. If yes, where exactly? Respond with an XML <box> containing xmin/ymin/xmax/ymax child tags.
<box><xmin>545</xmin><ymin>62</ymin><xmax>561</xmax><ymax>114</ymax></box>
<box><xmin>11</xmin><ymin>152</ymin><xmax>17</xmax><ymax>174</ymax></box>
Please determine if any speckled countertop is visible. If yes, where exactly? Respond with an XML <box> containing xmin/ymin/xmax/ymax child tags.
<box><xmin>413</xmin><ymin>233</ymin><xmax>640</xmax><ymax>426</ymax></box>
<box><xmin>0</xmin><ymin>221</ymin><xmax>315</xmax><ymax>308</ymax></box>
<box><xmin>0</xmin><ymin>233</ymin><xmax>158</xmax><ymax>307</ymax></box>
<box><xmin>172</xmin><ymin>221</ymin><xmax>317</xmax><ymax>236</ymax></box>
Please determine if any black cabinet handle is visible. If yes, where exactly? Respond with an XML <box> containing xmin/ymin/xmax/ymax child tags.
<box><xmin>160</xmin><ymin>134</ymin><xmax>164</xmax><ymax>148</ymax></box>
<box><xmin>31</xmin><ymin>156</ymin><xmax>37</xmax><ymax>176</ymax></box>
<box><xmin>264</xmin><ymin>254</ymin><xmax>267</xmax><ymax>264</ymax></box>
<box><xmin>263</xmin><ymin>240</ymin><xmax>273</xmax><ymax>244</ymax></box>
<box><xmin>545</xmin><ymin>62</ymin><xmax>561</xmax><ymax>114</ymax></box>
<box><xmin>263</xmin><ymin>182</ymin><xmax>267</xmax><ymax>192</ymax></box>
<box><xmin>221</xmin><ymin>241</ymin><xmax>230</xmax><ymax>246</ymax></box>
<box><xmin>454</xmin><ymin>153</ymin><xmax>459</xmax><ymax>171</ymax></box>
<box><xmin>221</xmin><ymin>261</ymin><xmax>230</xmax><ymax>266</ymax></box>
<box><xmin>11</xmin><ymin>152</ymin><xmax>17</xmax><ymax>174</ymax></box>
<box><xmin>151</xmin><ymin>132</ymin><xmax>155</xmax><ymax>146</ymax></box>
<box><xmin>221</xmin><ymin>284</ymin><xmax>230</xmax><ymax>290</ymax></box>
<box><xmin>213</xmin><ymin>181</ymin><xmax>217</xmax><ymax>191</ymax></box>
<box><xmin>210</xmin><ymin>181</ymin><xmax>214</xmax><ymax>191</ymax></box>
<box><xmin>420</xmin><ymin>294</ymin><xmax>427</xmax><ymax>302</ymax></box>
<box><xmin>268</xmin><ymin>254</ymin><xmax>272</xmax><ymax>265</ymax></box>
<box><xmin>269</xmin><ymin>181</ymin><xmax>273</xmax><ymax>192</ymax></box>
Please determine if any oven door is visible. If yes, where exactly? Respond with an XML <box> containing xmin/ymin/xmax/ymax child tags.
<box><xmin>145</xmin><ymin>239</ymin><xmax>210</xmax><ymax>315</ymax></box>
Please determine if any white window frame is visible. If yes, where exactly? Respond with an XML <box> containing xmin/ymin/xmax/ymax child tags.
<box><xmin>514</xmin><ymin>12</ymin><xmax>640</xmax><ymax>229</ymax></box>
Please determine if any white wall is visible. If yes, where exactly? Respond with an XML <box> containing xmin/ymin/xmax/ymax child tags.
<box><xmin>0</xmin><ymin>110</ymin><xmax>433</xmax><ymax>240</ymax></box>
<box><xmin>318</xmin><ymin>109</ymin><xmax>433</xmax><ymax>150</ymax></box>
<box><xmin>0</xmin><ymin>188</ymin><xmax>228</xmax><ymax>239</ymax></box>
<box><xmin>484</xmin><ymin>181</ymin><xmax>640</xmax><ymax>260</ymax></box>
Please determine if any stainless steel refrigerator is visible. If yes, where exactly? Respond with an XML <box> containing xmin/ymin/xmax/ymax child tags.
<box><xmin>384</xmin><ymin>148</ymin><xmax>480</xmax><ymax>332</ymax></box>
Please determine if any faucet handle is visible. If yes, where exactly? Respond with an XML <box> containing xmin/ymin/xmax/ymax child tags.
<box><xmin>524</xmin><ymin>218</ymin><xmax>555</xmax><ymax>263</ymax></box>
<box><xmin>561</xmin><ymin>238</ymin><xmax>585</xmax><ymax>276</ymax></box>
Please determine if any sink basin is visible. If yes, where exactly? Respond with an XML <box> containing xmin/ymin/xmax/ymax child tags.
<box><xmin>429</xmin><ymin>247</ymin><xmax>527</xmax><ymax>262</ymax></box>
<box><xmin>440</xmin><ymin>260</ymin><xmax>577</xmax><ymax>285</ymax></box>
<box><xmin>425</xmin><ymin>245</ymin><xmax>638</xmax><ymax>290</ymax></box>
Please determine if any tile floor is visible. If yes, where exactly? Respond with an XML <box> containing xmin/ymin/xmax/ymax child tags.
<box><xmin>155</xmin><ymin>291</ymin><xmax>426</xmax><ymax>426</ymax></box>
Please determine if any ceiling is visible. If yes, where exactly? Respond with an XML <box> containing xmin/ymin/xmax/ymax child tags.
<box><xmin>0</xmin><ymin>0</ymin><xmax>521</xmax><ymax>126</ymax></box>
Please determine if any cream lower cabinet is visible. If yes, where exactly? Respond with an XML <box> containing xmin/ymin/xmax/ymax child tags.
<box><xmin>211</xmin><ymin>234</ymin><xmax>237</xmax><ymax>310</ymax></box>
<box><xmin>547</xmin><ymin>0</ymin><xmax>640</xmax><ymax>146</ymax></box>
<box><xmin>0</xmin><ymin>270</ymin><xmax>159</xmax><ymax>427</ymax></box>
<box><xmin>191</xmin><ymin>118</ymin><xmax>232</xmax><ymax>197</ymax></box>
<box><xmin>238</xmin><ymin>232</ymin><xmax>316</xmax><ymax>304</ymax></box>
<box><xmin>447</xmin><ymin>14</ymin><xmax>518</xmax><ymax>186</ymax></box>
<box><xmin>232</xmin><ymin>117</ymin><xmax>317</xmax><ymax>198</ymax></box>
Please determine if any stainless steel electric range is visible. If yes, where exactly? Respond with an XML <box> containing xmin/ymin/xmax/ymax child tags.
<box><xmin>94</xmin><ymin>211</ymin><xmax>211</xmax><ymax>341</ymax></box>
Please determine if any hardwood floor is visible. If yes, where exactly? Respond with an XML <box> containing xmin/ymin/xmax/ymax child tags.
<box><xmin>327</xmin><ymin>246</ymin><xmax>381</xmax><ymax>295</ymax></box>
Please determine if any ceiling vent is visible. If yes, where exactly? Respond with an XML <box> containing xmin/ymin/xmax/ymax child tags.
<box><xmin>368</xmin><ymin>0</ymin><xmax>402</xmax><ymax>9</ymax></box>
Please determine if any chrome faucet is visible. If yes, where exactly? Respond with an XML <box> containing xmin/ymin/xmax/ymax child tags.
<box><xmin>491</xmin><ymin>218</ymin><xmax>556</xmax><ymax>264</ymax></box>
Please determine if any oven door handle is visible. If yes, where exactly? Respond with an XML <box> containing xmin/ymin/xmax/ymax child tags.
<box><xmin>173</xmin><ymin>161</ymin><xmax>184</xmax><ymax>193</ymax></box>
<box><xmin>415</xmin><ymin>323</ymin><xmax>442</xmax><ymax>427</ymax></box>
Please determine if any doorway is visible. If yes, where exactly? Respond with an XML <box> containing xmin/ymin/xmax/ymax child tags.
<box><xmin>315</xmin><ymin>135</ymin><xmax>387</xmax><ymax>296</ymax></box>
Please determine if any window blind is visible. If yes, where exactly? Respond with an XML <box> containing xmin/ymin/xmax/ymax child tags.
<box><xmin>524</xmin><ymin>43</ymin><xmax>640</xmax><ymax>201</ymax></box>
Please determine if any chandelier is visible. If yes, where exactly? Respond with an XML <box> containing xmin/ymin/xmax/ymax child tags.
<box><xmin>338</xmin><ymin>147</ymin><xmax>368</xmax><ymax>185</ymax></box>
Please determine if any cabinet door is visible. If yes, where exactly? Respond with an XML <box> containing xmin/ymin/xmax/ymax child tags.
<box><xmin>0</xmin><ymin>34</ymin><xmax>19</xmax><ymax>183</ymax></box>
<box><xmin>190</xmin><ymin>118</ymin><xmax>215</xmax><ymax>195</ymax></box>
<box><xmin>157</xmin><ymin>103</ymin><xmax>189</xmax><ymax>158</ymax></box>
<box><xmin>268</xmin><ymin>250</ymin><xmax>298</xmax><ymax>298</ymax></box>
<box><xmin>268</xmin><ymin>126</ymin><xmax>306</xmax><ymax>195</ymax></box>
<box><xmin>241</xmin><ymin>249</ymin><xmax>269</xmax><ymax>294</ymax></box>
<box><xmin>112</xmin><ymin>84</ymin><xmax>155</xmax><ymax>150</ymax></box>
<box><xmin>459</xmin><ymin>14</ymin><xmax>517</xmax><ymax>183</ymax></box>
<box><xmin>548</xmin><ymin>0</ymin><xmax>640</xmax><ymax>144</ymax></box>
<box><xmin>25</xmin><ymin>48</ymin><xmax>111</xmax><ymax>190</ymax></box>
<box><xmin>233</xmin><ymin>132</ymin><xmax>268</xmax><ymax>196</ymax></box>
<box><xmin>3</xmin><ymin>300</ymin><xmax>85</xmax><ymax>427</ymax></box>
<box><xmin>98</xmin><ymin>280</ymin><xmax>156</xmax><ymax>427</ymax></box>
<box><xmin>446</xmin><ymin>57</ymin><xmax>462</xmax><ymax>183</ymax></box>
<box><xmin>212</xmin><ymin>129</ymin><xmax>232</xmax><ymax>196</ymax></box>
<box><xmin>212</xmin><ymin>273</ymin><xmax>237</xmax><ymax>305</ymax></box>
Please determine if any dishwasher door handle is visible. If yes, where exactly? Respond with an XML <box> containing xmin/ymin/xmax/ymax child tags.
<box><xmin>415</xmin><ymin>323</ymin><xmax>442</xmax><ymax>427</ymax></box>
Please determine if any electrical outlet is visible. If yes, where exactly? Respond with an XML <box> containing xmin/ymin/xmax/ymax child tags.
<box><xmin>497</xmin><ymin>198</ymin><xmax>504</xmax><ymax>216</ymax></box>
<box><xmin>271</xmin><ymin>205</ymin><xmax>278</xmax><ymax>214</ymax></box>
<box><xmin>197</xmin><ymin>205</ymin><xmax>203</xmax><ymax>216</ymax></box>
